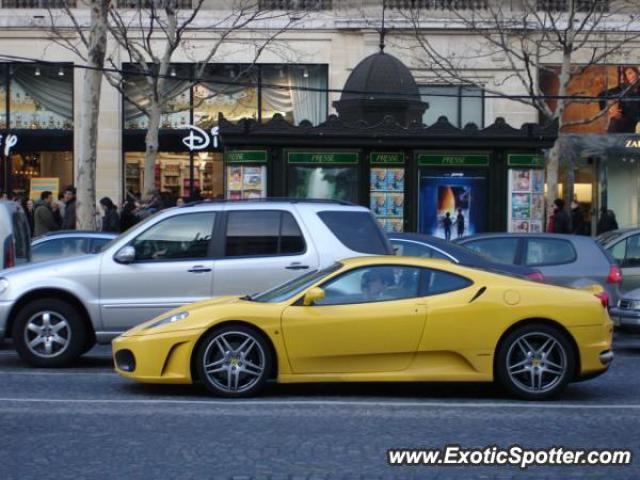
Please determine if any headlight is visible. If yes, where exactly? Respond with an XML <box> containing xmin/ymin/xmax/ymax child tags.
<box><xmin>0</xmin><ymin>278</ymin><xmax>8</xmax><ymax>295</ymax></box>
<box><xmin>146</xmin><ymin>311</ymin><xmax>189</xmax><ymax>329</ymax></box>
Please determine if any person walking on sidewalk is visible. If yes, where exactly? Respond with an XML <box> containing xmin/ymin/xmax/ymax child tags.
<box><xmin>33</xmin><ymin>191</ymin><xmax>60</xmax><ymax>237</ymax></box>
<box><xmin>553</xmin><ymin>199</ymin><xmax>571</xmax><ymax>234</ymax></box>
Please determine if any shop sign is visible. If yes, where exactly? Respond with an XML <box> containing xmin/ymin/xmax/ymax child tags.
<box><xmin>370</xmin><ymin>152</ymin><xmax>404</xmax><ymax>165</ymax></box>
<box><xmin>0</xmin><ymin>133</ymin><xmax>18</xmax><ymax>156</ymax></box>
<box><xmin>287</xmin><ymin>151</ymin><xmax>359</xmax><ymax>164</ymax></box>
<box><xmin>30</xmin><ymin>177</ymin><xmax>60</xmax><ymax>201</ymax></box>
<box><xmin>181</xmin><ymin>125</ymin><xmax>219</xmax><ymax>151</ymax></box>
<box><xmin>418</xmin><ymin>153</ymin><xmax>490</xmax><ymax>166</ymax></box>
<box><xmin>624</xmin><ymin>137</ymin><xmax>640</xmax><ymax>149</ymax></box>
<box><xmin>225</xmin><ymin>150</ymin><xmax>268</xmax><ymax>163</ymax></box>
<box><xmin>507</xmin><ymin>154</ymin><xmax>544</xmax><ymax>168</ymax></box>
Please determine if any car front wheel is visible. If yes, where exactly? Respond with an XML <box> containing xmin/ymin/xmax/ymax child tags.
<box><xmin>496</xmin><ymin>323</ymin><xmax>575</xmax><ymax>400</ymax></box>
<box><xmin>12</xmin><ymin>299</ymin><xmax>87</xmax><ymax>368</ymax></box>
<box><xmin>196</xmin><ymin>325</ymin><xmax>272</xmax><ymax>398</ymax></box>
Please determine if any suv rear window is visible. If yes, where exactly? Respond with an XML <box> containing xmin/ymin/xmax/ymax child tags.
<box><xmin>317</xmin><ymin>211</ymin><xmax>391</xmax><ymax>255</ymax></box>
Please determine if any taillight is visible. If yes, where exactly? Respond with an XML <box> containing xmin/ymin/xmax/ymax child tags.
<box><xmin>527</xmin><ymin>271</ymin><xmax>544</xmax><ymax>282</ymax></box>
<box><xmin>607</xmin><ymin>265</ymin><xmax>622</xmax><ymax>284</ymax></box>
<box><xmin>595</xmin><ymin>291</ymin><xmax>609</xmax><ymax>309</ymax></box>
<box><xmin>4</xmin><ymin>239</ymin><xmax>14</xmax><ymax>269</ymax></box>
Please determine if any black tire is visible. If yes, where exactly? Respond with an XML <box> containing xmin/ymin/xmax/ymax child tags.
<box><xmin>495</xmin><ymin>323</ymin><xmax>576</xmax><ymax>400</ymax></box>
<box><xmin>12</xmin><ymin>298</ymin><xmax>88</xmax><ymax>368</ymax></box>
<box><xmin>195</xmin><ymin>325</ymin><xmax>273</xmax><ymax>398</ymax></box>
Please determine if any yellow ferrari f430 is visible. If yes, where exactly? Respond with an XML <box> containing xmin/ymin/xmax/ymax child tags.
<box><xmin>112</xmin><ymin>256</ymin><xmax>613</xmax><ymax>400</ymax></box>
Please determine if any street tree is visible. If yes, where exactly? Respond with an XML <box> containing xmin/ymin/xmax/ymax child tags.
<box><xmin>401</xmin><ymin>0</ymin><xmax>640</xmax><ymax>214</ymax></box>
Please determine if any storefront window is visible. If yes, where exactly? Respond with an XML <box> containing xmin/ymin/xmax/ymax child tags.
<box><xmin>261</xmin><ymin>65</ymin><xmax>328</xmax><ymax>125</ymax></box>
<box><xmin>288</xmin><ymin>166</ymin><xmax>358</xmax><ymax>203</ymax></box>
<box><xmin>10</xmin><ymin>64</ymin><xmax>73</xmax><ymax>130</ymax></box>
<box><xmin>194</xmin><ymin>65</ymin><xmax>258</xmax><ymax>128</ymax></box>
<box><xmin>124</xmin><ymin>151</ymin><xmax>224</xmax><ymax>201</ymax></box>
<box><xmin>124</xmin><ymin>65</ymin><xmax>192</xmax><ymax>129</ymax></box>
<box><xmin>420</xmin><ymin>85</ymin><xmax>484</xmax><ymax>128</ymax></box>
<box><xmin>9</xmin><ymin>152</ymin><xmax>73</xmax><ymax>199</ymax></box>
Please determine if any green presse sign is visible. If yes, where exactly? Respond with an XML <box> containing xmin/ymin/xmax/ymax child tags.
<box><xmin>370</xmin><ymin>152</ymin><xmax>404</xmax><ymax>164</ymax></box>
<box><xmin>287</xmin><ymin>151</ymin><xmax>359</xmax><ymax>164</ymax></box>
<box><xmin>418</xmin><ymin>153</ymin><xmax>490</xmax><ymax>166</ymax></box>
<box><xmin>508</xmin><ymin>154</ymin><xmax>544</xmax><ymax>168</ymax></box>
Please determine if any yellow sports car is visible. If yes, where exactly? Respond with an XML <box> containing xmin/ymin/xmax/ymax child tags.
<box><xmin>112</xmin><ymin>256</ymin><xmax>613</xmax><ymax>400</ymax></box>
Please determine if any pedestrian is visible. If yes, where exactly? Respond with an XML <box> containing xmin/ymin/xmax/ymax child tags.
<box><xmin>553</xmin><ymin>198</ymin><xmax>570</xmax><ymax>234</ymax></box>
<box><xmin>596</xmin><ymin>207</ymin><xmax>619</xmax><ymax>235</ymax></box>
<box><xmin>188</xmin><ymin>188</ymin><xmax>203</xmax><ymax>203</ymax></box>
<box><xmin>99</xmin><ymin>197</ymin><xmax>120</xmax><ymax>233</ymax></box>
<box><xmin>570</xmin><ymin>200</ymin><xmax>585</xmax><ymax>235</ymax></box>
<box><xmin>57</xmin><ymin>192</ymin><xmax>66</xmax><ymax>218</ymax></box>
<box><xmin>443</xmin><ymin>212</ymin><xmax>452</xmax><ymax>241</ymax></box>
<box><xmin>33</xmin><ymin>191</ymin><xmax>60</xmax><ymax>237</ymax></box>
<box><xmin>119</xmin><ymin>198</ymin><xmax>139</xmax><ymax>232</ymax></box>
<box><xmin>456</xmin><ymin>208</ymin><xmax>465</xmax><ymax>238</ymax></box>
<box><xmin>62</xmin><ymin>186</ymin><xmax>77</xmax><ymax>230</ymax></box>
<box><xmin>176</xmin><ymin>197</ymin><xmax>186</xmax><ymax>207</ymax></box>
<box><xmin>24</xmin><ymin>198</ymin><xmax>35</xmax><ymax>235</ymax></box>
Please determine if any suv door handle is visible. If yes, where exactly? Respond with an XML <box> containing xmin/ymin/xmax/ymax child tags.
<box><xmin>286</xmin><ymin>263</ymin><xmax>309</xmax><ymax>270</ymax></box>
<box><xmin>188</xmin><ymin>265</ymin><xmax>212</xmax><ymax>273</ymax></box>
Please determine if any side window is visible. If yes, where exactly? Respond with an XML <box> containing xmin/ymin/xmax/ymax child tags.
<box><xmin>225</xmin><ymin>210</ymin><xmax>305</xmax><ymax>257</ymax></box>
<box><xmin>12</xmin><ymin>212</ymin><xmax>30</xmax><ymax>260</ymax></box>
<box><xmin>131</xmin><ymin>212</ymin><xmax>215</xmax><ymax>261</ymax></box>
<box><xmin>392</xmin><ymin>240</ymin><xmax>452</xmax><ymax>260</ymax></box>
<box><xmin>317</xmin><ymin>211</ymin><xmax>391</xmax><ymax>254</ymax></box>
<box><xmin>91</xmin><ymin>237</ymin><xmax>113</xmax><ymax>253</ymax></box>
<box><xmin>465</xmin><ymin>238</ymin><xmax>519</xmax><ymax>265</ymax></box>
<box><xmin>607</xmin><ymin>239</ymin><xmax>626</xmax><ymax>265</ymax></box>
<box><xmin>622</xmin><ymin>235</ymin><xmax>640</xmax><ymax>268</ymax></box>
<box><xmin>421</xmin><ymin>269</ymin><xmax>472</xmax><ymax>296</ymax></box>
<box><xmin>525</xmin><ymin>239</ymin><xmax>576</xmax><ymax>267</ymax></box>
<box><xmin>316</xmin><ymin>265</ymin><xmax>421</xmax><ymax>305</ymax></box>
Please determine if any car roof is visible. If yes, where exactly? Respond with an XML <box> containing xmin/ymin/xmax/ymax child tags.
<box><xmin>456</xmin><ymin>232</ymin><xmax>595</xmax><ymax>244</ymax></box>
<box><xmin>181</xmin><ymin>198</ymin><xmax>357</xmax><ymax>208</ymax></box>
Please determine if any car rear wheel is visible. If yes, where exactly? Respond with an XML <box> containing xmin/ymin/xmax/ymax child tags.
<box><xmin>496</xmin><ymin>323</ymin><xmax>575</xmax><ymax>400</ymax></box>
<box><xmin>12</xmin><ymin>299</ymin><xmax>87</xmax><ymax>368</ymax></box>
<box><xmin>196</xmin><ymin>325</ymin><xmax>272</xmax><ymax>398</ymax></box>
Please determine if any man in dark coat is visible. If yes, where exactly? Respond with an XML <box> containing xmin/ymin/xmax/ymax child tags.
<box><xmin>553</xmin><ymin>198</ymin><xmax>571</xmax><ymax>234</ymax></box>
<box><xmin>33</xmin><ymin>191</ymin><xmax>60</xmax><ymax>238</ymax></box>
<box><xmin>62</xmin><ymin>186</ymin><xmax>76</xmax><ymax>230</ymax></box>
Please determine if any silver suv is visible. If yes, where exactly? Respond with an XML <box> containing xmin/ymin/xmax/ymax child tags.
<box><xmin>0</xmin><ymin>200</ymin><xmax>392</xmax><ymax>367</ymax></box>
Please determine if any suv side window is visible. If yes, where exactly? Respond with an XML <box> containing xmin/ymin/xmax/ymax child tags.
<box><xmin>525</xmin><ymin>238</ymin><xmax>576</xmax><ymax>267</ymax></box>
<box><xmin>132</xmin><ymin>212</ymin><xmax>215</xmax><ymax>261</ymax></box>
<box><xmin>315</xmin><ymin>265</ymin><xmax>421</xmax><ymax>305</ymax></box>
<box><xmin>421</xmin><ymin>269</ymin><xmax>473</xmax><ymax>296</ymax></box>
<box><xmin>464</xmin><ymin>238</ymin><xmax>519</xmax><ymax>265</ymax></box>
<box><xmin>225</xmin><ymin>210</ymin><xmax>306</xmax><ymax>257</ymax></box>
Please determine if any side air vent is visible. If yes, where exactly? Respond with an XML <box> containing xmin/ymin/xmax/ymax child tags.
<box><xmin>469</xmin><ymin>286</ymin><xmax>486</xmax><ymax>303</ymax></box>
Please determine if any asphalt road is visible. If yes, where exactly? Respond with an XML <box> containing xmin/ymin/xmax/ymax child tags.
<box><xmin>1</xmin><ymin>336</ymin><xmax>640</xmax><ymax>479</ymax></box>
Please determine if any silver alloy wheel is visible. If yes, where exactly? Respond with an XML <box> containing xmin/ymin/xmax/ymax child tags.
<box><xmin>506</xmin><ymin>332</ymin><xmax>568</xmax><ymax>394</ymax></box>
<box><xmin>202</xmin><ymin>331</ymin><xmax>266</xmax><ymax>394</ymax></box>
<box><xmin>23</xmin><ymin>311</ymin><xmax>71</xmax><ymax>358</ymax></box>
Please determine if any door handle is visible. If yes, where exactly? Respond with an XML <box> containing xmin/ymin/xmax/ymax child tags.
<box><xmin>188</xmin><ymin>265</ymin><xmax>212</xmax><ymax>273</ymax></box>
<box><xmin>286</xmin><ymin>263</ymin><xmax>309</xmax><ymax>270</ymax></box>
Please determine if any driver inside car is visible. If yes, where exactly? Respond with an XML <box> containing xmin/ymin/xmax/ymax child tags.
<box><xmin>361</xmin><ymin>269</ymin><xmax>394</xmax><ymax>301</ymax></box>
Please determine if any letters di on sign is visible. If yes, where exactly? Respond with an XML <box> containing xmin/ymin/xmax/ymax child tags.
<box><xmin>182</xmin><ymin>125</ymin><xmax>219</xmax><ymax>151</ymax></box>
<box><xmin>625</xmin><ymin>138</ymin><xmax>640</xmax><ymax>148</ymax></box>
<box><xmin>0</xmin><ymin>134</ymin><xmax>18</xmax><ymax>156</ymax></box>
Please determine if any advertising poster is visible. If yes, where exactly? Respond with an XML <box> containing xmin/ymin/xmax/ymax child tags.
<box><xmin>226</xmin><ymin>165</ymin><xmax>266</xmax><ymax>200</ymax></box>
<box><xmin>30</xmin><ymin>177</ymin><xmax>59</xmax><ymax>201</ymax></box>
<box><xmin>288</xmin><ymin>166</ymin><xmax>358</xmax><ymax>202</ymax></box>
<box><xmin>418</xmin><ymin>169</ymin><xmax>487</xmax><ymax>239</ymax></box>
<box><xmin>507</xmin><ymin>168</ymin><xmax>545</xmax><ymax>232</ymax></box>
<box><xmin>539</xmin><ymin>65</ymin><xmax>640</xmax><ymax>134</ymax></box>
<box><xmin>370</xmin><ymin>167</ymin><xmax>405</xmax><ymax>232</ymax></box>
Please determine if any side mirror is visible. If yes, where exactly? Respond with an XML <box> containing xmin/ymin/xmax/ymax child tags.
<box><xmin>114</xmin><ymin>246</ymin><xmax>136</xmax><ymax>264</ymax></box>
<box><xmin>302</xmin><ymin>287</ymin><xmax>325</xmax><ymax>306</ymax></box>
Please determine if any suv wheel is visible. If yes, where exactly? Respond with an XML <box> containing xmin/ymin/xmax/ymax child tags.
<box><xmin>196</xmin><ymin>325</ymin><xmax>272</xmax><ymax>398</ymax></box>
<box><xmin>496</xmin><ymin>323</ymin><xmax>575</xmax><ymax>400</ymax></box>
<box><xmin>12</xmin><ymin>299</ymin><xmax>87</xmax><ymax>367</ymax></box>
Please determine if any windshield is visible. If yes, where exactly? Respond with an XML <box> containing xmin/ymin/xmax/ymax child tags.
<box><xmin>250</xmin><ymin>263</ymin><xmax>342</xmax><ymax>303</ymax></box>
<box><xmin>596</xmin><ymin>231</ymin><xmax>622</xmax><ymax>246</ymax></box>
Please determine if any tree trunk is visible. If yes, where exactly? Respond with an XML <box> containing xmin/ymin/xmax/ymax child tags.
<box><xmin>143</xmin><ymin>104</ymin><xmax>162</xmax><ymax>196</ymax></box>
<box><xmin>546</xmin><ymin>139</ymin><xmax>561</xmax><ymax>229</ymax></box>
<box><xmin>76</xmin><ymin>0</ymin><xmax>109</xmax><ymax>230</ymax></box>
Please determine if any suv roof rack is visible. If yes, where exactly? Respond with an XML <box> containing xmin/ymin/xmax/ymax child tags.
<box><xmin>181</xmin><ymin>197</ymin><xmax>356</xmax><ymax>208</ymax></box>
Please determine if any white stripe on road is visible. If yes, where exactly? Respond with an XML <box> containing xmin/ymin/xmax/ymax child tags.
<box><xmin>0</xmin><ymin>397</ymin><xmax>639</xmax><ymax>410</ymax></box>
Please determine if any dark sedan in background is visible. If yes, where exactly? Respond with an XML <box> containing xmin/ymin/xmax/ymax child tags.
<box><xmin>388</xmin><ymin>233</ymin><xmax>543</xmax><ymax>280</ymax></box>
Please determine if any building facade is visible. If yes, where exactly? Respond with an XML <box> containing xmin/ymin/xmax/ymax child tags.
<box><xmin>0</xmin><ymin>0</ymin><xmax>637</xmax><ymax>233</ymax></box>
